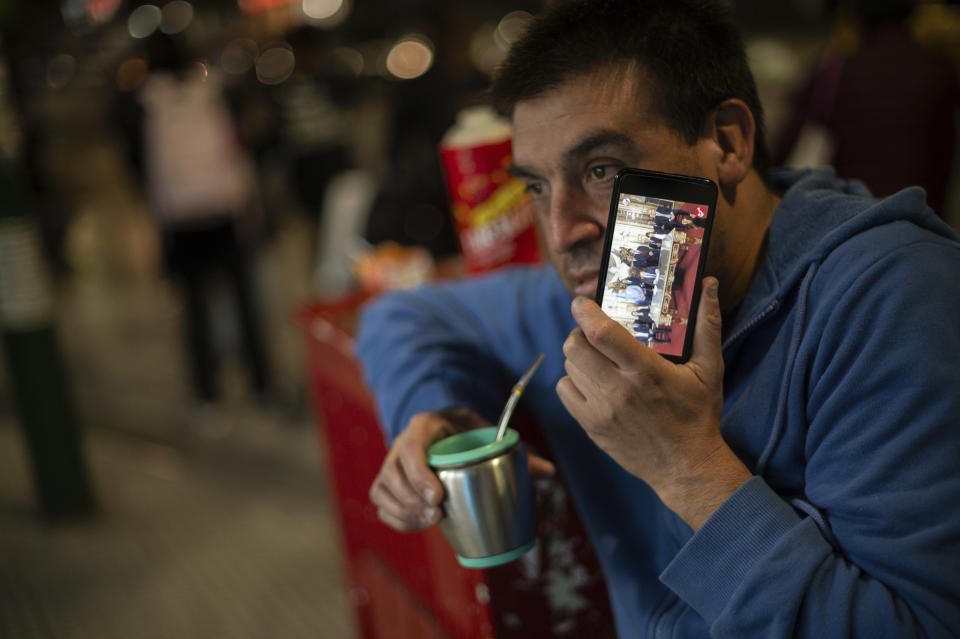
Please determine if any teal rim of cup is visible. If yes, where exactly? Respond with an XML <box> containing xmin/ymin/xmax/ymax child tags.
<box><xmin>427</xmin><ymin>427</ymin><xmax>518</xmax><ymax>468</ymax></box>
<box><xmin>456</xmin><ymin>539</ymin><xmax>536</xmax><ymax>569</ymax></box>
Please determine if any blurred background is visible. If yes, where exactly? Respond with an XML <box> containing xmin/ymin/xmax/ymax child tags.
<box><xmin>0</xmin><ymin>1</ymin><xmax>957</xmax><ymax>638</ymax></box>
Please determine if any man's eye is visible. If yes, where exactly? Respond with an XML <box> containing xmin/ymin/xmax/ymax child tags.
<box><xmin>524</xmin><ymin>182</ymin><xmax>545</xmax><ymax>196</ymax></box>
<box><xmin>590</xmin><ymin>165</ymin><xmax>617</xmax><ymax>180</ymax></box>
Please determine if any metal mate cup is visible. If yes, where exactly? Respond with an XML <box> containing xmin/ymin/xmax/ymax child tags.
<box><xmin>427</xmin><ymin>427</ymin><xmax>535</xmax><ymax>568</ymax></box>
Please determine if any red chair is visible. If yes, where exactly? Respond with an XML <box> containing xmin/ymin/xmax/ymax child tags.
<box><xmin>297</xmin><ymin>293</ymin><xmax>615</xmax><ymax>639</ymax></box>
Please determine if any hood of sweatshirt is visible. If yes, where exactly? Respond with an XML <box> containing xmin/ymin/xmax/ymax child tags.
<box><xmin>721</xmin><ymin>167</ymin><xmax>959</xmax><ymax>480</ymax></box>
<box><xmin>725</xmin><ymin>167</ymin><xmax>958</xmax><ymax>349</ymax></box>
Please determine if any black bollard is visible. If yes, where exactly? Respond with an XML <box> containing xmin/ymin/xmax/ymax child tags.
<box><xmin>0</xmin><ymin>161</ymin><xmax>95</xmax><ymax>522</ymax></box>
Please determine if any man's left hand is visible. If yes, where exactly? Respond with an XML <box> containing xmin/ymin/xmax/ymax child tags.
<box><xmin>556</xmin><ymin>277</ymin><xmax>752</xmax><ymax>530</ymax></box>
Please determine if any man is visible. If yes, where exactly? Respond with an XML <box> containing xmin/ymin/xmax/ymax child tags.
<box><xmin>628</xmin><ymin>265</ymin><xmax>658</xmax><ymax>285</ymax></box>
<box><xmin>654</xmin><ymin>205</ymin><xmax>694</xmax><ymax>233</ymax></box>
<box><xmin>356</xmin><ymin>1</ymin><xmax>960</xmax><ymax>636</ymax></box>
<box><xmin>622</xmin><ymin>281</ymin><xmax>651</xmax><ymax>305</ymax></box>
<box><xmin>646</xmin><ymin>230</ymin><xmax>665</xmax><ymax>249</ymax></box>
<box><xmin>632</xmin><ymin>245</ymin><xmax>659</xmax><ymax>269</ymax></box>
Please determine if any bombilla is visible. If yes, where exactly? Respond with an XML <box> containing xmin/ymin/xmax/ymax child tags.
<box><xmin>495</xmin><ymin>353</ymin><xmax>545</xmax><ymax>441</ymax></box>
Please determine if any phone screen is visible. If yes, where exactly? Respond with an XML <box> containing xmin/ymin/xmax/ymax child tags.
<box><xmin>595</xmin><ymin>169</ymin><xmax>716</xmax><ymax>363</ymax></box>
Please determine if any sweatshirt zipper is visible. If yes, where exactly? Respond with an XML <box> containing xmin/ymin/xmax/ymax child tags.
<box><xmin>721</xmin><ymin>301</ymin><xmax>779</xmax><ymax>352</ymax></box>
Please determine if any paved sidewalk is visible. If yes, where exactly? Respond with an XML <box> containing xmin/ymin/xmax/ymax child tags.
<box><xmin>0</xmin><ymin>408</ymin><xmax>354</xmax><ymax>639</ymax></box>
<box><xmin>0</xmin><ymin>394</ymin><xmax>356</xmax><ymax>639</ymax></box>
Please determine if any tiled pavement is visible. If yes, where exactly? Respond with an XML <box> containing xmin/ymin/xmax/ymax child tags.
<box><xmin>0</xmin><ymin>416</ymin><xmax>354</xmax><ymax>639</ymax></box>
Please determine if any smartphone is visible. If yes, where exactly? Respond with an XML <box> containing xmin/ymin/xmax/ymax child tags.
<box><xmin>595</xmin><ymin>168</ymin><xmax>717</xmax><ymax>364</ymax></box>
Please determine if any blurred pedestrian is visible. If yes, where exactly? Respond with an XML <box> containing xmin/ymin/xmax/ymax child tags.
<box><xmin>775</xmin><ymin>0</ymin><xmax>960</xmax><ymax>215</ymax></box>
<box><xmin>137</xmin><ymin>33</ymin><xmax>271</xmax><ymax>405</ymax></box>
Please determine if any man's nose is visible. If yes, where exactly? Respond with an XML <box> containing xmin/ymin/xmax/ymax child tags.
<box><xmin>544</xmin><ymin>184</ymin><xmax>604</xmax><ymax>253</ymax></box>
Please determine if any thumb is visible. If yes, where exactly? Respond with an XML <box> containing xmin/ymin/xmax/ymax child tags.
<box><xmin>686</xmin><ymin>277</ymin><xmax>724</xmax><ymax>387</ymax></box>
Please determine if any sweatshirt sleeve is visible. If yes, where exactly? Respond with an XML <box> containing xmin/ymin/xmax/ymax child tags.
<box><xmin>355</xmin><ymin>266</ymin><xmax>570</xmax><ymax>443</ymax></box>
<box><xmin>661</xmin><ymin>237</ymin><xmax>960</xmax><ymax>637</ymax></box>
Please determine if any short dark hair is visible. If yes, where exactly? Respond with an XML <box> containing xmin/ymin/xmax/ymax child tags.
<box><xmin>491</xmin><ymin>0</ymin><xmax>770</xmax><ymax>176</ymax></box>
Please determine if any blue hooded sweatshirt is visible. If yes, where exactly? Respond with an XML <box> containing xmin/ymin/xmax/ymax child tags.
<box><xmin>356</xmin><ymin>168</ymin><xmax>960</xmax><ymax>638</ymax></box>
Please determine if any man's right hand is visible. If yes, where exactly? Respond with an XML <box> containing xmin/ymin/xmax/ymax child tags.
<box><xmin>369</xmin><ymin>408</ymin><xmax>556</xmax><ymax>532</ymax></box>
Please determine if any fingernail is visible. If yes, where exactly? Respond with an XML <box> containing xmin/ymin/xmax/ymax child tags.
<box><xmin>422</xmin><ymin>487</ymin><xmax>435</xmax><ymax>501</ymax></box>
<box><xmin>422</xmin><ymin>507</ymin><xmax>437</xmax><ymax>521</ymax></box>
<box><xmin>707</xmin><ymin>281</ymin><xmax>719</xmax><ymax>299</ymax></box>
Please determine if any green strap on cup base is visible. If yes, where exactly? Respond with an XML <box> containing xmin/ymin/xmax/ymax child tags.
<box><xmin>455</xmin><ymin>539</ymin><xmax>536</xmax><ymax>569</ymax></box>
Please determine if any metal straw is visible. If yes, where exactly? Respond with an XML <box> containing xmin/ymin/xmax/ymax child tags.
<box><xmin>495</xmin><ymin>353</ymin><xmax>545</xmax><ymax>441</ymax></box>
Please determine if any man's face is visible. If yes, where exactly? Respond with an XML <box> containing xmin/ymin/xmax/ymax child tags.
<box><xmin>510</xmin><ymin>69</ymin><xmax>713</xmax><ymax>298</ymax></box>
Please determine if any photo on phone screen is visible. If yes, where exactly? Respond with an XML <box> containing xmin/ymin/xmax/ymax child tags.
<box><xmin>595</xmin><ymin>169</ymin><xmax>716</xmax><ymax>363</ymax></box>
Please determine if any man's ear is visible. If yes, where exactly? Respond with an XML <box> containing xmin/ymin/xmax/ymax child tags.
<box><xmin>703</xmin><ymin>99</ymin><xmax>755</xmax><ymax>187</ymax></box>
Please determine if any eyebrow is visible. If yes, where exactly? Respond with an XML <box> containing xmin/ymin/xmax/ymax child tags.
<box><xmin>509</xmin><ymin>128</ymin><xmax>637</xmax><ymax>179</ymax></box>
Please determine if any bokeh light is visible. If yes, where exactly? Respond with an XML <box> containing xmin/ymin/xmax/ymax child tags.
<box><xmin>302</xmin><ymin>0</ymin><xmax>350</xmax><ymax>28</ymax></box>
<box><xmin>385</xmin><ymin>36</ymin><xmax>433</xmax><ymax>80</ymax></box>
<box><xmin>746</xmin><ymin>38</ymin><xmax>801</xmax><ymax>86</ymax></box>
<box><xmin>160</xmin><ymin>1</ymin><xmax>194</xmax><ymax>35</ymax></box>
<box><xmin>256</xmin><ymin>45</ymin><xmax>296</xmax><ymax>85</ymax></box>
<box><xmin>220</xmin><ymin>39</ymin><xmax>259</xmax><ymax>75</ymax></box>
<box><xmin>87</xmin><ymin>0</ymin><xmax>123</xmax><ymax>24</ymax></box>
<box><xmin>186</xmin><ymin>60</ymin><xmax>209</xmax><ymax>83</ymax></box>
<box><xmin>469</xmin><ymin>22</ymin><xmax>501</xmax><ymax>76</ymax></box>
<box><xmin>46</xmin><ymin>54</ymin><xmax>77</xmax><ymax>89</ymax></box>
<box><xmin>496</xmin><ymin>11</ymin><xmax>533</xmax><ymax>47</ymax></box>
<box><xmin>470</xmin><ymin>12</ymin><xmax>532</xmax><ymax>77</ymax></box>
<box><xmin>116</xmin><ymin>57</ymin><xmax>148</xmax><ymax>92</ymax></box>
<box><xmin>302</xmin><ymin>0</ymin><xmax>342</xmax><ymax>20</ymax></box>
<box><xmin>128</xmin><ymin>4</ymin><xmax>162</xmax><ymax>39</ymax></box>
